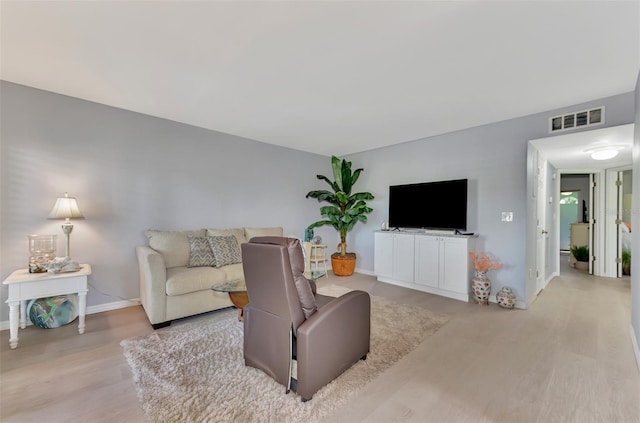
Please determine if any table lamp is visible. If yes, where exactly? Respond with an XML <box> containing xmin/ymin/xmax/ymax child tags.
<box><xmin>48</xmin><ymin>192</ymin><xmax>84</xmax><ymax>259</ymax></box>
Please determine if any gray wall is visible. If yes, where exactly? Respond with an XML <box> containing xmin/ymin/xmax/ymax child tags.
<box><xmin>632</xmin><ymin>69</ymin><xmax>640</xmax><ymax>365</ymax></box>
<box><xmin>0</xmin><ymin>81</ymin><xmax>334</xmax><ymax>321</ymax></box>
<box><xmin>346</xmin><ymin>92</ymin><xmax>635</xmax><ymax>305</ymax></box>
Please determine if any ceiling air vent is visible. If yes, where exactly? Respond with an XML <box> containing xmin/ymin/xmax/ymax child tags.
<box><xmin>549</xmin><ymin>107</ymin><xmax>604</xmax><ymax>133</ymax></box>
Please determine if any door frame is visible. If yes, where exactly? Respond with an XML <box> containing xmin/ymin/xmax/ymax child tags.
<box><xmin>553</xmin><ymin>171</ymin><xmax>604</xmax><ymax>275</ymax></box>
<box><xmin>526</xmin><ymin>145</ymin><xmax>606</xmax><ymax>306</ymax></box>
<box><xmin>604</xmin><ymin>166</ymin><xmax>633</xmax><ymax>278</ymax></box>
<box><xmin>526</xmin><ymin>124</ymin><xmax>634</xmax><ymax>306</ymax></box>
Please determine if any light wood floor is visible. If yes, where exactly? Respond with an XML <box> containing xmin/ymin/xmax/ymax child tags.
<box><xmin>2</xmin><ymin>258</ymin><xmax>638</xmax><ymax>423</ymax></box>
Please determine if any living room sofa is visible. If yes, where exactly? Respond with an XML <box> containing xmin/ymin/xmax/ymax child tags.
<box><xmin>136</xmin><ymin>226</ymin><xmax>283</xmax><ymax>328</ymax></box>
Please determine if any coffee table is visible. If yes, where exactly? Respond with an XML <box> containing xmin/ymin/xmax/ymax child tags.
<box><xmin>212</xmin><ymin>279</ymin><xmax>248</xmax><ymax>321</ymax></box>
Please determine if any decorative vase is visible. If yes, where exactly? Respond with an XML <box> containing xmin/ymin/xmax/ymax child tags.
<box><xmin>471</xmin><ymin>270</ymin><xmax>491</xmax><ymax>305</ymax></box>
<box><xmin>496</xmin><ymin>287</ymin><xmax>516</xmax><ymax>309</ymax></box>
<box><xmin>28</xmin><ymin>234</ymin><xmax>57</xmax><ymax>273</ymax></box>
<box><xmin>304</xmin><ymin>227</ymin><xmax>314</xmax><ymax>242</ymax></box>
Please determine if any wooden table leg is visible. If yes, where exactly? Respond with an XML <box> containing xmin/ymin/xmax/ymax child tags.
<box><xmin>228</xmin><ymin>292</ymin><xmax>249</xmax><ymax>321</ymax></box>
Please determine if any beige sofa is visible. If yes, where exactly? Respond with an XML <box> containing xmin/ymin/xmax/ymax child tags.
<box><xmin>136</xmin><ymin>226</ymin><xmax>283</xmax><ymax>328</ymax></box>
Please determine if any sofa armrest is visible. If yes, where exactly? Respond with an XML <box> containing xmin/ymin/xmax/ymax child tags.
<box><xmin>295</xmin><ymin>290</ymin><xmax>370</xmax><ymax>399</ymax></box>
<box><xmin>136</xmin><ymin>246</ymin><xmax>168</xmax><ymax>325</ymax></box>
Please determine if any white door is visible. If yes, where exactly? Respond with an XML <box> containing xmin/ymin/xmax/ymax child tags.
<box><xmin>617</xmin><ymin>171</ymin><xmax>624</xmax><ymax>277</ymax></box>
<box><xmin>588</xmin><ymin>174</ymin><xmax>595</xmax><ymax>274</ymax></box>
<box><xmin>536</xmin><ymin>157</ymin><xmax>547</xmax><ymax>294</ymax></box>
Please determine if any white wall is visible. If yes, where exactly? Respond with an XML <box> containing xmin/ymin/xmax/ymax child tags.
<box><xmin>631</xmin><ymin>70</ymin><xmax>640</xmax><ymax>368</ymax></box>
<box><xmin>0</xmin><ymin>81</ymin><xmax>335</xmax><ymax>321</ymax></box>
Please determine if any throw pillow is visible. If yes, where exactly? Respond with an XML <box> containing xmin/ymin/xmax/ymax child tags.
<box><xmin>206</xmin><ymin>228</ymin><xmax>248</xmax><ymax>246</ymax></box>
<box><xmin>208</xmin><ymin>235</ymin><xmax>242</xmax><ymax>267</ymax></box>
<box><xmin>187</xmin><ymin>236</ymin><xmax>216</xmax><ymax>268</ymax></box>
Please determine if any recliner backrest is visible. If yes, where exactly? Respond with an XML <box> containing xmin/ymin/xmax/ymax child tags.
<box><xmin>242</xmin><ymin>237</ymin><xmax>317</xmax><ymax>333</ymax></box>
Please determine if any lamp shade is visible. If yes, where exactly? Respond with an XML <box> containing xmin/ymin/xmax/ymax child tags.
<box><xmin>48</xmin><ymin>193</ymin><xmax>84</xmax><ymax>220</ymax></box>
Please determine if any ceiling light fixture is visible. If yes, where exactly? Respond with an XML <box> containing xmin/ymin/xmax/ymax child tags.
<box><xmin>584</xmin><ymin>144</ymin><xmax>627</xmax><ymax>161</ymax></box>
<box><xmin>591</xmin><ymin>149</ymin><xmax>619</xmax><ymax>160</ymax></box>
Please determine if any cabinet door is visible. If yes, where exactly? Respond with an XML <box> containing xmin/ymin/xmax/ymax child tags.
<box><xmin>414</xmin><ymin>235</ymin><xmax>440</xmax><ymax>288</ymax></box>
<box><xmin>440</xmin><ymin>237</ymin><xmax>469</xmax><ymax>294</ymax></box>
<box><xmin>393</xmin><ymin>233</ymin><xmax>415</xmax><ymax>283</ymax></box>
<box><xmin>374</xmin><ymin>232</ymin><xmax>394</xmax><ymax>279</ymax></box>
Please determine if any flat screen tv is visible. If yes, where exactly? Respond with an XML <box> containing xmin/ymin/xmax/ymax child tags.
<box><xmin>389</xmin><ymin>179</ymin><xmax>468</xmax><ymax>230</ymax></box>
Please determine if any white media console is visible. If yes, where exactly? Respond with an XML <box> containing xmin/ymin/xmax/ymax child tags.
<box><xmin>374</xmin><ymin>230</ymin><xmax>478</xmax><ymax>302</ymax></box>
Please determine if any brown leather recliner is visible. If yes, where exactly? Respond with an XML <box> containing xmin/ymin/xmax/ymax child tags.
<box><xmin>241</xmin><ymin>236</ymin><xmax>371</xmax><ymax>401</ymax></box>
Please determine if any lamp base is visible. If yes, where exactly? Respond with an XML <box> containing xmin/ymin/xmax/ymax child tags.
<box><xmin>61</xmin><ymin>223</ymin><xmax>74</xmax><ymax>258</ymax></box>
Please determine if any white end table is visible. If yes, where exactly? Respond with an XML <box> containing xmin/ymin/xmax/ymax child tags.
<box><xmin>3</xmin><ymin>264</ymin><xmax>91</xmax><ymax>349</ymax></box>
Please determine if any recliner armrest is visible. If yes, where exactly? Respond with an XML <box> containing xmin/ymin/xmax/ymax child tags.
<box><xmin>300</xmin><ymin>290</ymin><xmax>370</xmax><ymax>334</ymax></box>
<box><xmin>295</xmin><ymin>290</ymin><xmax>371</xmax><ymax>400</ymax></box>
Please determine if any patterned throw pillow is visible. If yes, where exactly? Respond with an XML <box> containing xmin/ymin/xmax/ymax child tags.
<box><xmin>208</xmin><ymin>235</ymin><xmax>242</xmax><ymax>267</ymax></box>
<box><xmin>187</xmin><ymin>236</ymin><xmax>216</xmax><ymax>268</ymax></box>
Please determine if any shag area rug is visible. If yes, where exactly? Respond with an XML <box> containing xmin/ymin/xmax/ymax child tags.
<box><xmin>121</xmin><ymin>285</ymin><xmax>449</xmax><ymax>423</ymax></box>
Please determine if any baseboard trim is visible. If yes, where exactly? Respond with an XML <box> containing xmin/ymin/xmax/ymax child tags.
<box><xmin>353</xmin><ymin>267</ymin><xmax>375</xmax><ymax>276</ymax></box>
<box><xmin>0</xmin><ymin>298</ymin><xmax>141</xmax><ymax>332</ymax></box>
<box><xmin>631</xmin><ymin>324</ymin><xmax>640</xmax><ymax>373</ymax></box>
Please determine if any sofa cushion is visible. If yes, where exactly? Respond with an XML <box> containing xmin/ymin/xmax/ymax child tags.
<box><xmin>221</xmin><ymin>262</ymin><xmax>245</xmax><ymax>281</ymax></box>
<box><xmin>206</xmin><ymin>228</ymin><xmax>247</xmax><ymax>246</ymax></box>
<box><xmin>245</xmin><ymin>227</ymin><xmax>283</xmax><ymax>241</ymax></box>
<box><xmin>145</xmin><ymin>229</ymin><xmax>206</xmax><ymax>269</ymax></box>
<box><xmin>187</xmin><ymin>236</ymin><xmax>216</xmax><ymax>267</ymax></box>
<box><xmin>166</xmin><ymin>266</ymin><xmax>228</xmax><ymax>296</ymax></box>
<box><xmin>208</xmin><ymin>235</ymin><xmax>243</xmax><ymax>267</ymax></box>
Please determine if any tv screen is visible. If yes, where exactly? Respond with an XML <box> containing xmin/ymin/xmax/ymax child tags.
<box><xmin>389</xmin><ymin>179</ymin><xmax>467</xmax><ymax>230</ymax></box>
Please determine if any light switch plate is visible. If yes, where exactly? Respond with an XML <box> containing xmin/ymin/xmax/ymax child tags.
<box><xmin>501</xmin><ymin>212</ymin><xmax>513</xmax><ymax>222</ymax></box>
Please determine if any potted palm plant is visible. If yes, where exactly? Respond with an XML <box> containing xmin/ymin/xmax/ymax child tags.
<box><xmin>306</xmin><ymin>155</ymin><xmax>374</xmax><ymax>276</ymax></box>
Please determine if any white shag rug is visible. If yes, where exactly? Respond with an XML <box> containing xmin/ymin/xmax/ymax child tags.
<box><xmin>120</xmin><ymin>285</ymin><xmax>449</xmax><ymax>422</ymax></box>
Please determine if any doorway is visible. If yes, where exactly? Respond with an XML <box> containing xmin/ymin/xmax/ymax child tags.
<box><xmin>526</xmin><ymin>124</ymin><xmax>634</xmax><ymax>304</ymax></box>
<box><xmin>559</xmin><ymin>174</ymin><xmax>593</xmax><ymax>273</ymax></box>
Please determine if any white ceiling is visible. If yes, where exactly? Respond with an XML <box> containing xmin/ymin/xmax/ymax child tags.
<box><xmin>1</xmin><ymin>1</ymin><xmax>639</xmax><ymax>157</ymax></box>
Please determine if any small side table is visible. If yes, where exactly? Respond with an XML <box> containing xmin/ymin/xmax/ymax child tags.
<box><xmin>2</xmin><ymin>264</ymin><xmax>92</xmax><ymax>349</ymax></box>
<box><xmin>309</xmin><ymin>244</ymin><xmax>328</xmax><ymax>279</ymax></box>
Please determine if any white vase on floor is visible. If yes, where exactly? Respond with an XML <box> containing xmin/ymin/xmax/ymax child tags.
<box><xmin>471</xmin><ymin>270</ymin><xmax>490</xmax><ymax>305</ymax></box>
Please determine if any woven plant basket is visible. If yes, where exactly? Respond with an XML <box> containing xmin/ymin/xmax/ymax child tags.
<box><xmin>331</xmin><ymin>253</ymin><xmax>356</xmax><ymax>276</ymax></box>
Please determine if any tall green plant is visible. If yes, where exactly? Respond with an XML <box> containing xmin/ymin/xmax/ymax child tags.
<box><xmin>306</xmin><ymin>155</ymin><xmax>374</xmax><ymax>256</ymax></box>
